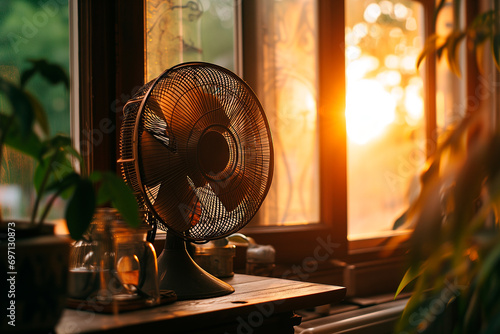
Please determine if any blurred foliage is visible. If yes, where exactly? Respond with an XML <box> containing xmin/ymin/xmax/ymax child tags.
<box><xmin>0</xmin><ymin>2</ymin><xmax>140</xmax><ymax>238</ymax></box>
<box><xmin>394</xmin><ymin>109</ymin><xmax>500</xmax><ymax>333</ymax></box>
<box><xmin>417</xmin><ymin>0</ymin><xmax>500</xmax><ymax>76</ymax></box>
<box><xmin>0</xmin><ymin>60</ymin><xmax>140</xmax><ymax>239</ymax></box>
<box><xmin>395</xmin><ymin>1</ymin><xmax>500</xmax><ymax>333</ymax></box>
<box><xmin>0</xmin><ymin>0</ymin><xmax>70</xmax><ymax>134</ymax></box>
<box><xmin>0</xmin><ymin>0</ymin><xmax>70</xmax><ymax>220</ymax></box>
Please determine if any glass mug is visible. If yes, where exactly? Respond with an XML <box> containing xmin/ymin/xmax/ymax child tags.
<box><xmin>68</xmin><ymin>208</ymin><xmax>160</xmax><ymax>306</ymax></box>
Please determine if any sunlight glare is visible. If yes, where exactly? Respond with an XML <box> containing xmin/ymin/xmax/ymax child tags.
<box><xmin>394</xmin><ymin>3</ymin><xmax>409</xmax><ymax>20</ymax></box>
<box><xmin>346</xmin><ymin>79</ymin><xmax>396</xmax><ymax>145</ymax></box>
<box><xmin>405</xmin><ymin>84</ymin><xmax>424</xmax><ymax>125</ymax></box>
<box><xmin>364</xmin><ymin>3</ymin><xmax>381</xmax><ymax>23</ymax></box>
<box><xmin>346</xmin><ymin>56</ymin><xmax>379</xmax><ymax>81</ymax></box>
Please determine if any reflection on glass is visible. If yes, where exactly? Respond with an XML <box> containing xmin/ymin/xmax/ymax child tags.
<box><xmin>248</xmin><ymin>0</ymin><xmax>320</xmax><ymax>226</ymax></box>
<box><xmin>146</xmin><ymin>0</ymin><xmax>319</xmax><ymax>227</ymax></box>
<box><xmin>145</xmin><ymin>0</ymin><xmax>235</xmax><ymax>81</ymax></box>
<box><xmin>346</xmin><ymin>0</ymin><xmax>425</xmax><ymax>238</ymax></box>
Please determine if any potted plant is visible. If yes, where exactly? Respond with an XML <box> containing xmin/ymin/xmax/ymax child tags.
<box><xmin>394</xmin><ymin>1</ymin><xmax>500</xmax><ymax>333</ymax></box>
<box><xmin>0</xmin><ymin>59</ymin><xmax>140</xmax><ymax>333</ymax></box>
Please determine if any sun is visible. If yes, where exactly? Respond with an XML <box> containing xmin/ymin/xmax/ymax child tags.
<box><xmin>345</xmin><ymin>79</ymin><xmax>396</xmax><ymax>145</ymax></box>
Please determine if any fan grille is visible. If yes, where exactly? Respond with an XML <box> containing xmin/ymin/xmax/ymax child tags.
<box><xmin>119</xmin><ymin>63</ymin><xmax>273</xmax><ymax>241</ymax></box>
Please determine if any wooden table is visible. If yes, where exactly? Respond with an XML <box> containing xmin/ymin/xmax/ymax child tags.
<box><xmin>56</xmin><ymin>274</ymin><xmax>346</xmax><ymax>334</ymax></box>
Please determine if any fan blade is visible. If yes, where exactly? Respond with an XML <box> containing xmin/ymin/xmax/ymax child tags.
<box><xmin>140</xmin><ymin>131</ymin><xmax>180</xmax><ymax>189</ymax></box>
<box><xmin>173</xmin><ymin>90</ymin><xmax>230</xmax><ymax>145</ymax></box>
<box><xmin>141</xmin><ymin>131</ymin><xmax>201</xmax><ymax>232</ymax></box>
<box><xmin>144</xmin><ymin>115</ymin><xmax>174</xmax><ymax>150</ymax></box>
<box><xmin>171</xmin><ymin>90</ymin><xmax>231</xmax><ymax>189</ymax></box>
<box><xmin>154</xmin><ymin>175</ymin><xmax>200</xmax><ymax>232</ymax></box>
<box><xmin>200</xmin><ymin>91</ymin><xmax>231</xmax><ymax>128</ymax></box>
<box><xmin>146</xmin><ymin>95</ymin><xmax>167</xmax><ymax>122</ymax></box>
<box><xmin>208</xmin><ymin>174</ymin><xmax>246</xmax><ymax>213</ymax></box>
<box><xmin>188</xmin><ymin>182</ymin><xmax>248</xmax><ymax>238</ymax></box>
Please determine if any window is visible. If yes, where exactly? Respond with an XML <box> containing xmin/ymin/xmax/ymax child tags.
<box><xmin>241</xmin><ymin>0</ymin><xmax>350</xmax><ymax>268</ymax></box>
<box><xmin>145</xmin><ymin>0</ymin><xmax>236</xmax><ymax>80</ymax></box>
<box><xmin>0</xmin><ymin>0</ymin><xmax>70</xmax><ymax>222</ymax></box>
<box><xmin>345</xmin><ymin>0</ymin><xmax>425</xmax><ymax>238</ymax></box>
<box><xmin>79</xmin><ymin>0</ymin><xmax>486</xmax><ymax>296</ymax></box>
<box><xmin>241</xmin><ymin>0</ymin><xmax>321</xmax><ymax>227</ymax></box>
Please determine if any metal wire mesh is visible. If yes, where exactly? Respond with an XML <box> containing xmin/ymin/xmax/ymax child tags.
<box><xmin>119</xmin><ymin>62</ymin><xmax>273</xmax><ymax>241</ymax></box>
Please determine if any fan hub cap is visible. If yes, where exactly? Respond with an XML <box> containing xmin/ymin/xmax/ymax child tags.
<box><xmin>198</xmin><ymin>129</ymin><xmax>230</xmax><ymax>178</ymax></box>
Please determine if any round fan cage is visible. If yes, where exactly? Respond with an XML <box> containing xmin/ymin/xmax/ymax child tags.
<box><xmin>119</xmin><ymin>62</ymin><xmax>273</xmax><ymax>242</ymax></box>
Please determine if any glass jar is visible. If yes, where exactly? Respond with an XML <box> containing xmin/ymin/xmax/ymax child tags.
<box><xmin>193</xmin><ymin>238</ymin><xmax>236</xmax><ymax>278</ymax></box>
<box><xmin>68</xmin><ymin>208</ymin><xmax>160</xmax><ymax>307</ymax></box>
<box><xmin>246</xmin><ymin>244</ymin><xmax>276</xmax><ymax>277</ymax></box>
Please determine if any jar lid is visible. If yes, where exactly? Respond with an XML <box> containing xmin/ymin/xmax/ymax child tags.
<box><xmin>247</xmin><ymin>244</ymin><xmax>275</xmax><ymax>263</ymax></box>
<box><xmin>194</xmin><ymin>240</ymin><xmax>236</xmax><ymax>256</ymax></box>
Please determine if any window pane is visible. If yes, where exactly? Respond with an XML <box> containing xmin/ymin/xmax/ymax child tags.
<box><xmin>0</xmin><ymin>0</ymin><xmax>70</xmax><ymax>221</ymax></box>
<box><xmin>247</xmin><ymin>0</ymin><xmax>320</xmax><ymax>226</ymax></box>
<box><xmin>146</xmin><ymin>0</ymin><xmax>320</xmax><ymax>227</ymax></box>
<box><xmin>345</xmin><ymin>0</ymin><xmax>425</xmax><ymax>238</ymax></box>
<box><xmin>145</xmin><ymin>0</ymin><xmax>235</xmax><ymax>81</ymax></box>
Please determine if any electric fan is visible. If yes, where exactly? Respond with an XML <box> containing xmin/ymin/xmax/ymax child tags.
<box><xmin>118</xmin><ymin>62</ymin><xmax>274</xmax><ymax>300</ymax></box>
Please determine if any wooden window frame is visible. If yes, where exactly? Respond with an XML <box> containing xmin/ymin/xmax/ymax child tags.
<box><xmin>77</xmin><ymin>0</ymin><xmax>481</xmax><ymax>296</ymax></box>
<box><xmin>240</xmin><ymin>0</ymin><xmax>348</xmax><ymax>265</ymax></box>
<box><xmin>77</xmin><ymin>0</ymin><xmax>144</xmax><ymax>174</ymax></box>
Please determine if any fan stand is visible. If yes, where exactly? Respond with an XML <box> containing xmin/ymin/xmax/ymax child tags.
<box><xmin>157</xmin><ymin>231</ymin><xmax>234</xmax><ymax>300</ymax></box>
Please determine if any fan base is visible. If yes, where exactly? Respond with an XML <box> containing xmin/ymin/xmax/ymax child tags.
<box><xmin>157</xmin><ymin>233</ymin><xmax>234</xmax><ymax>300</ymax></box>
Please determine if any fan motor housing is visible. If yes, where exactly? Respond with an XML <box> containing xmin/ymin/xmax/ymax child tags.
<box><xmin>198</xmin><ymin>129</ymin><xmax>230</xmax><ymax>177</ymax></box>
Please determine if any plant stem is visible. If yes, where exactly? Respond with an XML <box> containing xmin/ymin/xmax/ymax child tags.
<box><xmin>38</xmin><ymin>186</ymin><xmax>64</xmax><ymax>225</ymax></box>
<box><xmin>30</xmin><ymin>150</ymin><xmax>58</xmax><ymax>226</ymax></box>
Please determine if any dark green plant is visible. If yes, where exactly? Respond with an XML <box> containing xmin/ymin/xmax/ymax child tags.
<box><xmin>395</xmin><ymin>1</ymin><xmax>500</xmax><ymax>333</ymax></box>
<box><xmin>0</xmin><ymin>59</ymin><xmax>139</xmax><ymax>239</ymax></box>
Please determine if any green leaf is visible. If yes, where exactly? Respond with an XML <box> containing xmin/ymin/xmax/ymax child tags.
<box><xmin>64</xmin><ymin>145</ymin><xmax>83</xmax><ymax>163</ymax></box>
<box><xmin>23</xmin><ymin>59</ymin><xmax>70</xmax><ymax>90</ymax></box>
<box><xmin>416</xmin><ymin>34</ymin><xmax>444</xmax><ymax>70</ymax></box>
<box><xmin>24</xmin><ymin>91</ymin><xmax>49</xmax><ymax>136</ymax></box>
<box><xmin>97</xmin><ymin>171</ymin><xmax>140</xmax><ymax>228</ymax></box>
<box><xmin>34</xmin><ymin>149</ymin><xmax>74</xmax><ymax>194</ymax></box>
<box><xmin>434</xmin><ymin>0</ymin><xmax>447</xmax><ymax>23</ymax></box>
<box><xmin>463</xmin><ymin>287</ymin><xmax>481</xmax><ymax>333</ymax></box>
<box><xmin>89</xmin><ymin>170</ymin><xmax>102</xmax><ymax>183</ymax></box>
<box><xmin>471</xmin><ymin>10</ymin><xmax>495</xmax><ymax>31</ymax></box>
<box><xmin>477</xmin><ymin>242</ymin><xmax>500</xmax><ymax>288</ymax></box>
<box><xmin>483</xmin><ymin>316</ymin><xmax>500</xmax><ymax>334</ymax></box>
<box><xmin>89</xmin><ymin>171</ymin><xmax>110</xmax><ymax>205</ymax></box>
<box><xmin>446</xmin><ymin>31</ymin><xmax>467</xmax><ymax>77</ymax></box>
<box><xmin>95</xmin><ymin>184</ymin><xmax>111</xmax><ymax>206</ymax></box>
<box><xmin>45</xmin><ymin>172</ymin><xmax>80</xmax><ymax>199</ymax></box>
<box><xmin>0</xmin><ymin>77</ymin><xmax>34</xmax><ymax>136</ymax></box>
<box><xmin>42</xmin><ymin>133</ymin><xmax>83</xmax><ymax>165</ymax></box>
<box><xmin>20</xmin><ymin>67</ymin><xmax>36</xmax><ymax>89</ymax></box>
<box><xmin>1</xmin><ymin>114</ymin><xmax>42</xmax><ymax>158</ymax></box>
<box><xmin>396</xmin><ymin>262</ymin><xmax>426</xmax><ymax>298</ymax></box>
<box><xmin>65</xmin><ymin>178</ymin><xmax>96</xmax><ymax>240</ymax></box>
<box><xmin>47</xmin><ymin>133</ymin><xmax>72</xmax><ymax>150</ymax></box>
